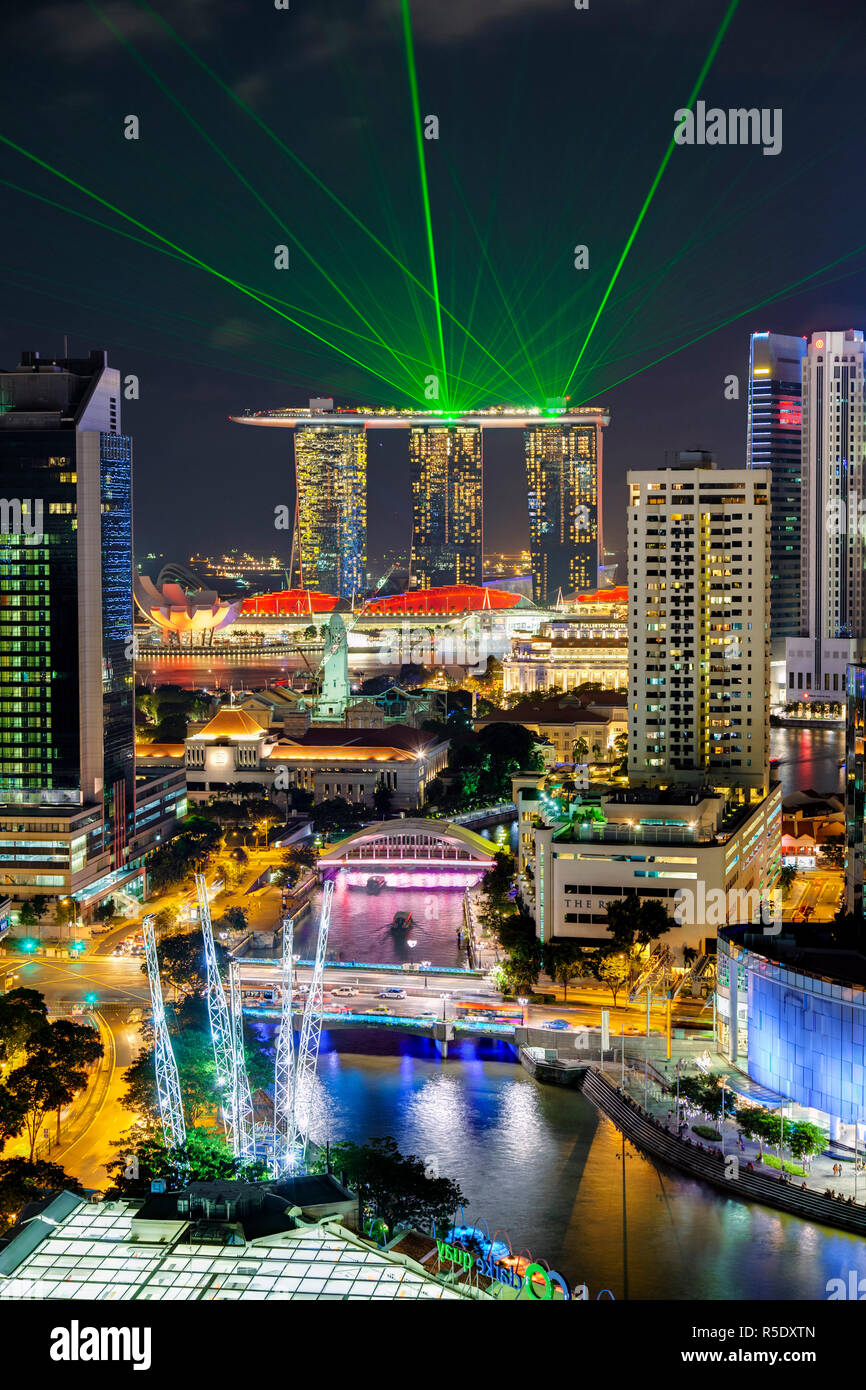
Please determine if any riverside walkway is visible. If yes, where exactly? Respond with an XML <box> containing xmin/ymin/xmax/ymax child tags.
<box><xmin>578</xmin><ymin>1064</ymin><xmax>866</xmax><ymax>1237</ymax></box>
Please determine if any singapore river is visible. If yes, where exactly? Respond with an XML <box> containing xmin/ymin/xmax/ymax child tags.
<box><xmin>770</xmin><ymin>723</ymin><xmax>844</xmax><ymax>797</ymax></box>
<box><xmin>245</xmin><ymin>1028</ymin><xmax>866</xmax><ymax>1301</ymax></box>
<box><xmin>166</xmin><ymin>660</ymin><xmax>852</xmax><ymax>1294</ymax></box>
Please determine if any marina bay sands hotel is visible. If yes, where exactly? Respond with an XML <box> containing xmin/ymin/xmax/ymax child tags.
<box><xmin>230</xmin><ymin>401</ymin><xmax>610</xmax><ymax>605</ymax></box>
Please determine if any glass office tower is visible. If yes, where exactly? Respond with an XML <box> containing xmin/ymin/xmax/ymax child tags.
<box><xmin>524</xmin><ymin>421</ymin><xmax>602</xmax><ymax>606</ymax></box>
<box><xmin>409</xmin><ymin>424</ymin><xmax>483</xmax><ymax>589</ymax></box>
<box><xmin>293</xmin><ymin>423</ymin><xmax>367</xmax><ymax>601</ymax></box>
<box><xmin>746</xmin><ymin>332</ymin><xmax>806</xmax><ymax>656</ymax></box>
<box><xmin>0</xmin><ymin>349</ymin><xmax>134</xmax><ymax>872</ymax></box>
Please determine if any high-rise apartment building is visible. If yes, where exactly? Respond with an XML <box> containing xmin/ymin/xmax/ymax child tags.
<box><xmin>845</xmin><ymin>662</ymin><xmax>866</xmax><ymax>915</ymax></box>
<box><xmin>787</xmin><ymin>330</ymin><xmax>866</xmax><ymax>703</ymax></box>
<box><xmin>627</xmin><ymin>459</ymin><xmax>771</xmax><ymax>795</ymax></box>
<box><xmin>0</xmin><ymin>349</ymin><xmax>135</xmax><ymax>898</ymax></box>
<box><xmin>524</xmin><ymin>419</ymin><xmax>605</xmax><ymax>605</ymax></box>
<box><xmin>746</xmin><ymin>332</ymin><xmax>806</xmax><ymax>659</ymax></box>
<box><xmin>293</xmin><ymin>421</ymin><xmax>367</xmax><ymax>601</ymax></box>
<box><xmin>409</xmin><ymin>425</ymin><xmax>482</xmax><ymax>589</ymax></box>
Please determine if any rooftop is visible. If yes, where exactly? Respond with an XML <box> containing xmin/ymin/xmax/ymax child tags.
<box><xmin>231</xmin><ymin>403</ymin><xmax>610</xmax><ymax>430</ymax></box>
<box><xmin>0</xmin><ymin>1191</ymin><xmax>479</xmax><ymax>1302</ymax></box>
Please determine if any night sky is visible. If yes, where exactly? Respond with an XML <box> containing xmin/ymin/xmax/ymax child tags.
<box><xmin>1</xmin><ymin>0</ymin><xmax>864</xmax><ymax>568</ymax></box>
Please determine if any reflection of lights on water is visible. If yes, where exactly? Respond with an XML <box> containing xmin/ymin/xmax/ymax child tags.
<box><xmin>495</xmin><ymin>1081</ymin><xmax>544</xmax><ymax>1158</ymax></box>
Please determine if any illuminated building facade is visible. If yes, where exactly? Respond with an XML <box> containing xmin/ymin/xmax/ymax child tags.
<box><xmin>409</xmin><ymin>425</ymin><xmax>483</xmax><ymax>588</ymax></box>
<box><xmin>524</xmin><ymin>419</ymin><xmax>605</xmax><ymax>605</ymax></box>
<box><xmin>746</xmin><ymin>333</ymin><xmax>806</xmax><ymax>657</ymax></box>
<box><xmin>846</xmin><ymin>662</ymin><xmax>866</xmax><ymax>915</ymax></box>
<box><xmin>628</xmin><ymin>462</ymin><xmax>771</xmax><ymax>795</ymax></box>
<box><xmin>787</xmin><ymin>330</ymin><xmax>866</xmax><ymax>703</ymax></box>
<box><xmin>294</xmin><ymin>422</ymin><xmax>367</xmax><ymax>602</ymax></box>
<box><xmin>0</xmin><ymin>350</ymin><xmax>134</xmax><ymax>892</ymax></box>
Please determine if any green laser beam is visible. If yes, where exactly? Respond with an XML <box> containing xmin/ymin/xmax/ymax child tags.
<box><xmin>131</xmin><ymin>0</ymin><xmax>530</xmax><ymax>402</ymax></box>
<box><xmin>399</xmin><ymin>0</ymin><xmax>448</xmax><ymax>408</ymax></box>
<box><xmin>0</xmin><ymin>133</ymin><xmax>415</xmax><ymax>400</ymax></box>
<box><xmin>561</xmin><ymin>0</ymin><xmax>741</xmax><ymax>396</ymax></box>
<box><xmin>88</xmin><ymin>1</ymin><xmax>419</xmax><ymax>397</ymax></box>
<box><xmin>570</xmin><ymin>240</ymin><xmax>866</xmax><ymax>406</ymax></box>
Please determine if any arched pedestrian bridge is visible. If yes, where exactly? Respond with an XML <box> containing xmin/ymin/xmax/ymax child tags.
<box><xmin>318</xmin><ymin>818</ymin><xmax>497</xmax><ymax>872</ymax></box>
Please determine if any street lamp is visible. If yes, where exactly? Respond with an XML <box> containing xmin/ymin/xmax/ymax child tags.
<box><xmin>517</xmin><ymin>995</ymin><xmax>529</xmax><ymax>1025</ymax></box>
<box><xmin>441</xmin><ymin>991</ymin><xmax>451</xmax><ymax>1021</ymax></box>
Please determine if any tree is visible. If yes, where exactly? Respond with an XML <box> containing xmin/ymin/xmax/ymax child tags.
<box><xmin>613</xmin><ymin>732</ymin><xmax>628</xmax><ymax>758</ymax></box>
<box><xmin>572</xmin><ymin>736</ymin><xmax>589</xmax><ymax>763</ymax></box>
<box><xmin>311</xmin><ymin>797</ymin><xmax>362</xmax><ymax>834</ymax></box>
<box><xmin>53</xmin><ymin>897</ymin><xmax>76</xmax><ymax>931</ymax></box>
<box><xmin>4</xmin><ymin>1059</ymin><xmax>79</xmax><ymax>1161</ymax></box>
<box><xmin>105</xmin><ymin>1128</ymin><xmax>267</xmax><ymax>1197</ymax></box>
<box><xmin>92</xmin><ymin>898</ymin><xmax>116</xmax><ymax>925</ymax></box>
<box><xmin>373</xmin><ymin>778</ymin><xmax>393</xmax><ymax>820</ymax></box>
<box><xmin>821</xmin><ymin>840</ymin><xmax>845</xmax><ymax>869</ymax></box>
<box><xmin>787</xmin><ymin>1120</ymin><xmax>827</xmax><ymax>1171</ymax></box>
<box><xmin>0</xmin><ymin>988</ymin><xmax>48</xmax><ymax>1067</ymax></box>
<box><xmin>140</xmin><ymin>930</ymin><xmax>228</xmax><ymax>1000</ymax></box>
<box><xmin>122</xmin><ymin>1031</ymin><xmax>218</xmax><ymax>1127</ymax></box>
<box><xmin>543</xmin><ymin>940</ymin><xmax>585</xmax><ymax>1001</ymax></box>
<box><xmin>595</xmin><ymin>951</ymin><xmax>630</xmax><ymax>1007</ymax></box>
<box><xmin>27</xmin><ymin>1019</ymin><xmax>104</xmax><ymax>1142</ymax></box>
<box><xmin>220</xmin><ymin>905</ymin><xmax>249</xmax><ymax>933</ymax></box>
<box><xmin>606</xmin><ymin>895</ymin><xmax>679</xmax><ymax>981</ymax></box>
<box><xmin>777</xmin><ymin>865</ymin><xmax>797</xmax><ymax>894</ymax></box>
<box><xmin>499</xmin><ymin>937</ymin><xmax>543</xmax><ymax>995</ymax></box>
<box><xmin>17</xmin><ymin>900</ymin><xmax>38</xmax><ymax>929</ymax></box>
<box><xmin>329</xmin><ymin>1137</ymin><xmax>466</xmax><ymax>1235</ymax></box>
<box><xmin>0</xmin><ymin>1157</ymin><xmax>84</xmax><ymax>1235</ymax></box>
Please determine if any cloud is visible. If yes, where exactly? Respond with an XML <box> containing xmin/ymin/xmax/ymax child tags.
<box><xmin>22</xmin><ymin>0</ymin><xmax>227</xmax><ymax>60</ymax></box>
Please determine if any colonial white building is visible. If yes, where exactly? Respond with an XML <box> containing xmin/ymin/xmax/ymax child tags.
<box><xmin>514</xmin><ymin>775</ymin><xmax>782</xmax><ymax>958</ymax></box>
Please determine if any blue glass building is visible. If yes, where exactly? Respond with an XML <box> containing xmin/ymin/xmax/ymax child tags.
<box><xmin>718</xmin><ymin>925</ymin><xmax>866</xmax><ymax>1139</ymax></box>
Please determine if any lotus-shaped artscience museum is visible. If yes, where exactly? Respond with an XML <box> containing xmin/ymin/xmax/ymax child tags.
<box><xmin>134</xmin><ymin>575</ymin><xmax>242</xmax><ymax>644</ymax></box>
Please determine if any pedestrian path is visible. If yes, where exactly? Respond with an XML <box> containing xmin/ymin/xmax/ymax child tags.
<box><xmin>605</xmin><ymin>1050</ymin><xmax>866</xmax><ymax>1208</ymax></box>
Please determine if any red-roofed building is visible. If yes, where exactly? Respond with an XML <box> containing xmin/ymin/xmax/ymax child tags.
<box><xmin>576</xmin><ymin>585</ymin><xmax>628</xmax><ymax>605</ymax></box>
<box><xmin>362</xmin><ymin>584</ymin><xmax>522</xmax><ymax>616</ymax></box>
<box><xmin>240</xmin><ymin>589</ymin><xmax>339</xmax><ymax>617</ymax></box>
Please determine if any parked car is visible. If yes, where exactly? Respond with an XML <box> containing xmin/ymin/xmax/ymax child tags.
<box><xmin>378</xmin><ymin>987</ymin><xmax>406</xmax><ymax>999</ymax></box>
<box><xmin>540</xmin><ymin>1019</ymin><xmax>571</xmax><ymax>1031</ymax></box>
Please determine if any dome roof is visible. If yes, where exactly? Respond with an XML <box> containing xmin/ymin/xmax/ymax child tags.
<box><xmin>193</xmin><ymin>709</ymin><xmax>267</xmax><ymax>740</ymax></box>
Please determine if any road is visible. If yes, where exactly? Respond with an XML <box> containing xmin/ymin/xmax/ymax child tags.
<box><xmin>786</xmin><ymin>868</ymin><xmax>844</xmax><ymax>922</ymax></box>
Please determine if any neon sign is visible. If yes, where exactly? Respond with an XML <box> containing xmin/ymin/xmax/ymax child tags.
<box><xmin>435</xmin><ymin>1237</ymin><xmax>574</xmax><ymax>1300</ymax></box>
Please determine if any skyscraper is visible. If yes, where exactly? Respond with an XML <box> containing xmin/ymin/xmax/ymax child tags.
<box><xmin>0</xmin><ymin>349</ymin><xmax>134</xmax><ymax>896</ymax></box>
<box><xmin>746</xmin><ymin>331</ymin><xmax>806</xmax><ymax>658</ymax></box>
<box><xmin>786</xmin><ymin>330</ymin><xmax>866</xmax><ymax>703</ymax></box>
<box><xmin>409</xmin><ymin>425</ymin><xmax>483</xmax><ymax>589</ymax></box>
<box><xmin>524</xmin><ymin>417</ymin><xmax>606</xmax><ymax>605</ymax></box>
<box><xmin>628</xmin><ymin>460</ymin><xmax>771</xmax><ymax>795</ymax></box>
<box><xmin>293</xmin><ymin>421</ymin><xmax>367</xmax><ymax>602</ymax></box>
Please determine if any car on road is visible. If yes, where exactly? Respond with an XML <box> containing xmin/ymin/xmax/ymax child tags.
<box><xmin>357</xmin><ymin>1004</ymin><xmax>392</xmax><ymax>1015</ymax></box>
<box><xmin>540</xmin><ymin>1019</ymin><xmax>572</xmax><ymax>1030</ymax></box>
<box><xmin>91</xmin><ymin>927</ymin><xmax>110</xmax><ymax>936</ymax></box>
<box><xmin>378</xmin><ymin>987</ymin><xmax>406</xmax><ymax>999</ymax></box>
<box><xmin>333</xmin><ymin>987</ymin><xmax>360</xmax><ymax>998</ymax></box>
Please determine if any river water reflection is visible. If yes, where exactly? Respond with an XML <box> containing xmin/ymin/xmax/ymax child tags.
<box><xmin>247</xmin><ymin>1028</ymin><xmax>866</xmax><ymax>1301</ymax></box>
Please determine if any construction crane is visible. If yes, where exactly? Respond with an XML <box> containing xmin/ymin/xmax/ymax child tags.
<box><xmin>195</xmin><ymin>871</ymin><xmax>235</xmax><ymax>1147</ymax></box>
<box><xmin>228</xmin><ymin>960</ymin><xmax>256</xmax><ymax>1163</ymax></box>
<box><xmin>142</xmin><ymin>914</ymin><xmax>186</xmax><ymax>1150</ymax></box>
<box><xmin>272</xmin><ymin>914</ymin><xmax>297</xmax><ymax>1177</ymax></box>
<box><xmin>289</xmin><ymin>878</ymin><xmax>334</xmax><ymax>1171</ymax></box>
